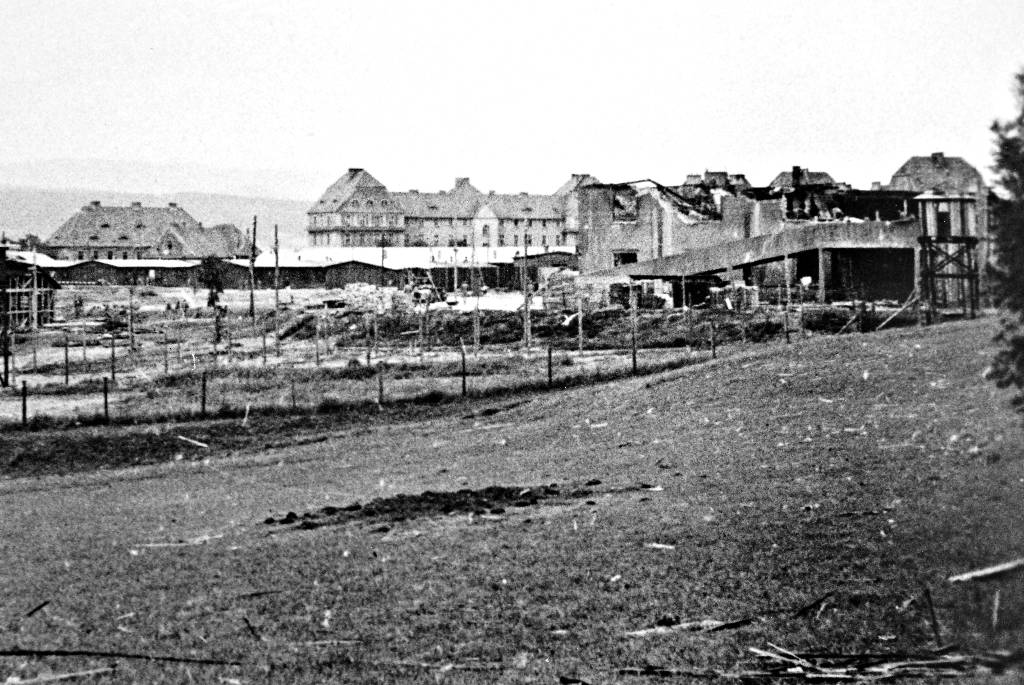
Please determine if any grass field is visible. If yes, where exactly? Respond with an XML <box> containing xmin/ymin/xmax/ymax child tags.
<box><xmin>0</xmin><ymin>317</ymin><xmax>1021</xmax><ymax>683</ymax></box>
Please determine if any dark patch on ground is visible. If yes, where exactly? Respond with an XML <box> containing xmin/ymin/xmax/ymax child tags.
<box><xmin>461</xmin><ymin>399</ymin><xmax>529</xmax><ymax>420</ymax></box>
<box><xmin>265</xmin><ymin>482</ymin><xmax>595</xmax><ymax>530</ymax></box>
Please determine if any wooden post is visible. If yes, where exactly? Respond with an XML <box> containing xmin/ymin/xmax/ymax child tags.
<box><xmin>273</xmin><ymin>224</ymin><xmax>281</xmax><ymax>357</ymax></box>
<box><xmin>128</xmin><ymin>287</ymin><xmax>135</xmax><ymax>354</ymax></box>
<box><xmin>798</xmin><ymin>284</ymin><xmax>805</xmax><ymax>338</ymax></box>
<box><xmin>110</xmin><ymin>332</ymin><xmax>116</xmax><ymax>383</ymax></box>
<box><xmin>710</xmin><ymin>320</ymin><xmax>717</xmax><ymax>359</ymax></box>
<box><xmin>200</xmin><ymin>371</ymin><xmax>207</xmax><ymax>417</ymax></box>
<box><xmin>521</xmin><ymin>240</ymin><xmax>532</xmax><ymax>351</ymax></box>
<box><xmin>103</xmin><ymin>376</ymin><xmax>109</xmax><ymax>423</ymax></box>
<box><xmin>64</xmin><ymin>333</ymin><xmax>69</xmax><ymax>385</ymax></box>
<box><xmin>21</xmin><ymin>380</ymin><xmax>27</xmax><ymax>427</ymax></box>
<box><xmin>163</xmin><ymin>330</ymin><xmax>169</xmax><ymax>374</ymax></box>
<box><xmin>547</xmin><ymin>344</ymin><xmax>553</xmax><ymax>388</ymax></box>
<box><xmin>177</xmin><ymin>334</ymin><xmax>182</xmax><ymax>362</ymax></box>
<box><xmin>461</xmin><ymin>341</ymin><xmax>467</xmax><ymax>397</ymax></box>
<box><xmin>378</xmin><ymin>370</ymin><xmax>384</xmax><ymax>405</ymax></box>
<box><xmin>261</xmin><ymin>326</ymin><xmax>267</xmax><ymax>365</ymax></box>
<box><xmin>576</xmin><ymin>295</ymin><xmax>584</xmax><ymax>355</ymax></box>
<box><xmin>291</xmin><ymin>377</ymin><xmax>296</xmax><ymax>410</ymax></box>
<box><xmin>31</xmin><ymin>332</ymin><xmax>37</xmax><ymax>372</ymax></box>
<box><xmin>315</xmin><ymin>313</ymin><xmax>321</xmax><ymax>366</ymax></box>
<box><xmin>226</xmin><ymin>328</ymin><xmax>232</xmax><ymax>363</ymax></box>
<box><xmin>81</xmin><ymin>325</ymin><xmax>87</xmax><ymax>362</ymax></box>
<box><xmin>248</xmin><ymin>215</ymin><xmax>257</xmax><ymax>323</ymax></box>
<box><xmin>630</xmin><ymin>288</ymin><xmax>638</xmax><ymax>375</ymax></box>
<box><xmin>783</xmin><ymin>310</ymin><xmax>791</xmax><ymax>344</ymax></box>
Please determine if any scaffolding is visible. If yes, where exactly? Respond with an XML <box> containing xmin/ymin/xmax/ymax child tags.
<box><xmin>918</xmin><ymin>235</ymin><xmax>979</xmax><ymax>321</ymax></box>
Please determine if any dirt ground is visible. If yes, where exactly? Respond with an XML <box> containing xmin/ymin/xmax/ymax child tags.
<box><xmin>0</xmin><ymin>317</ymin><xmax>1021</xmax><ymax>683</ymax></box>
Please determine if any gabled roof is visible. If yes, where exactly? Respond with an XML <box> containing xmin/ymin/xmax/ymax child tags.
<box><xmin>45</xmin><ymin>202</ymin><xmax>249</xmax><ymax>258</ymax></box>
<box><xmin>553</xmin><ymin>173</ymin><xmax>600</xmax><ymax>196</ymax></box>
<box><xmin>308</xmin><ymin>168</ymin><xmax>390</xmax><ymax>213</ymax></box>
<box><xmin>769</xmin><ymin>170</ymin><xmax>836</xmax><ymax>188</ymax></box>
<box><xmin>888</xmin><ymin>153</ymin><xmax>983</xmax><ymax>194</ymax></box>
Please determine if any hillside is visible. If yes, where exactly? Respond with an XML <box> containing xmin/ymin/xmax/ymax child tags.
<box><xmin>0</xmin><ymin>318</ymin><xmax>1021</xmax><ymax>682</ymax></box>
<box><xmin>0</xmin><ymin>185</ymin><xmax>312</xmax><ymax>251</ymax></box>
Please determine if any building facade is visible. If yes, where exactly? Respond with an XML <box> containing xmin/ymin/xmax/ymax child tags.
<box><xmin>307</xmin><ymin>170</ymin><xmax>599</xmax><ymax>250</ymax></box>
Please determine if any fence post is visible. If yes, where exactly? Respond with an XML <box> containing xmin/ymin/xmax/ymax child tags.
<box><xmin>783</xmin><ymin>310</ymin><xmax>791</xmax><ymax>344</ymax></box>
<box><xmin>461</xmin><ymin>342</ymin><xmax>467</xmax><ymax>397</ymax></box>
<box><xmin>200</xmin><ymin>371</ymin><xmax>207</xmax><ymax>417</ymax></box>
<box><xmin>378</xmin><ymin>370</ymin><xmax>384</xmax><ymax>405</ymax></box>
<box><xmin>81</xmin><ymin>325</ymin><xmax>87</xmax><ymax>362</ymax></box>
<box><xmin>291</xmin><ymin>378</ymin><xmax>296</xmax><ymax>410</ymax></box>
<box><xmin>64</xmin><ymin>333</ymin><xmax>70</xmax><ymax>385</ymax></box>
<box><xmin>261</xmin><ymin>326</ymin><xmax>267</xmax><ymax>365</ymax></box>
<box><xmin>163</xmin><ymin>331</ymin><xmax>169</xmax><ymax>374</ymax></box>
<box><xmin>630</xmin><ymin>290</ymin><xmax>638</xmax><ymax>376</ymax></box>
<box><xmin>577</xmin><ymin>296</ymin><xmax>584</xmax><ymax>355</ymax></box>
<box><xmin>315</xmin><ymin>315</ymin><xmax>321</xmax><ymax>366</ymax></box>
<box><xmin>548</xmin><ymin>344</ymin><xmax>553</xmax><ymax>388</ymax></box>
<box><xmin>110</xmin><ymin>333</ymin><xmax>116</xmax><ymax>383</ymax></box>
<box><xmin>103</xmin><ymin>377</ymin><xmax>109</xmax><ymax>423</ymax></box>
<box><xmin>21</xmin><ymin>381</ymin><xmax>27</xmax><ymax>427</ymax></box>
<box><xmin>177</xmin><ymin>335</ymin><xmax>182</xmax><ymax>362</ymax></box>
<box><xmin>711</xmin><ymin>320</ymin><xmax>717</xmax><ymax>359</ymax></box>
<box><xmin>32</xmin><ymin>333</ymin><xmax>37</xmax><ymax>372</ymax></box>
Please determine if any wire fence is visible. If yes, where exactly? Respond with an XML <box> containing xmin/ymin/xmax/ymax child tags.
<box><xmin>0</xmin><ymin>301</ymin><xmax>918</xmax><ymax>431</ymax></box>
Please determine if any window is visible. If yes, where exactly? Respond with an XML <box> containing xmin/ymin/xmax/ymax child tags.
<box><xmin>92</xmin><ymin>251</ymin><xmax>99</xmax><ymax>259</ymax></box>
<box><xmin>525</xmin><ymin>233</ymin><xmax>533</xmax><ymax>246</ymax></box>
<box><xmin>498</xmin><ymin>234</ymin><xmax>505</xmax><ymax>247</ymax></box>
<box><xmin>122</xmin><ymin>251</ymin><xmax>128</xmax><ymax>259</ymax></box>
<box><xmin>513</xmin><ymin>234</ymin><xmax>519</xmax><ymax>246</ymax></box>
<box><xmin>555</xmin><ymin>235</ymin><xmax>562</xmax><ymax>246</ymax></box>
<box><xmin>107</xmin><ymin>251</ymin><xmax>114</xmax><ymax>259</ymax></box>
<box><xmin>936</xmin><ymin>202</ymin><xmax>951</xmax><ymax>237</ymax></box>
<box><xmin>613</xmin><ymin>251</ymin><xmax>638</xmax><ymax>266</ymax></box>
<box><xmin>77</xmin><ymin>251</ymin><xmax>84</xmax><ymax>260</ymax></box>
<box><xmin>541</xmin><ymin>234</ymin><xmax>547</xmax><ymax>246</ymax></box>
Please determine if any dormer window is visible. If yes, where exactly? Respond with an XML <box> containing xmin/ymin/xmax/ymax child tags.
<box><xmin>100</xmin><ymin>223</ymin><xmax>110</xmax><ymax>228</ymax></box>
<box><xmin>119</xmin><ymin>234</ymin><xmax>129</xmax><ymax>241</ymax></box>
<box><xmin>88</xmin><ymin>234</ymin><xmax>99</xmax><ymax>240</ymax></box>
<box><xmin>136</xmin><ymin>222</ymin><xmax>144</xmax><ymax>229</ymax></box>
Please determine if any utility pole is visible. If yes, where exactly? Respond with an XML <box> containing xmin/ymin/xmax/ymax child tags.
<box><xmin>471</xmin><ymin>224</ymin><xmax>480</xmax><ymax>353</ymax></box>
<box><xmin>30</xmin><ymin>248</ymin><xmax>38</xmax><ymax>331</ymax></box>
<box><xmin>273</xmin><ymin>224</ymin><xmax>281</xmax><ymax>356</ymax></box>
<box><xmin>0</xmin><ymin>245</ymin><xmax>8</xmax><ymax>388</ymax></box>
<box><xmin>521</xmin><ymin>225</ymin><xmax>532</xmax><ymax>350</ymax></box>
<box><xmin>248</xmin><ymin>215</ymin><xmax>257</xmax><ymax>323</ymax></box>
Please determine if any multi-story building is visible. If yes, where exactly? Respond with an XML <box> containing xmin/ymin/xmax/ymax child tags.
<box><xmin>307</xmin><ymin>170</ymin><xmax>598</xmax><ymax>250</ymax></box>
<box><xmin>45</xmin><ymin>201</ymin><xmax>250</xmax><ymax>261</ymax></box>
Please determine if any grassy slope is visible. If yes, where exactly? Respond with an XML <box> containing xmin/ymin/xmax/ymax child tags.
<box><xmin>0</xmin><ymin>318</ymin><xmax>1021</xmax><ymax>683</ymax></box>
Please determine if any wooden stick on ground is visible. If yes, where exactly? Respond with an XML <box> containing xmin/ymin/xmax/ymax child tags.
<box><xmin>948</xmin><ymin>558</ymin><xmax>1024</xmax><ymax>583</ymax></box>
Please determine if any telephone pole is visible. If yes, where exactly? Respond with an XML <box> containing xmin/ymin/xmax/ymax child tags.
<box><xmin>248</xmin><ymin>215</ymin><xmax>257</xmax><ymax>322</ymax></box>
<box><xmin>521</xmin><ymin>226</ymin><xmax>532</xmax><ymax>350</ymax></box>
<box><xmin>273</xmin><ymin>224</ymin><xmax>280</xmax><ymax>357</ymax></box>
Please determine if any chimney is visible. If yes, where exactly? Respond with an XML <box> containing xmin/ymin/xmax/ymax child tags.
<box><xmin>455</xmin><ymin>177</ymin><xmax>470</xmax><ymax>188</ymax></box>
<box><xmin>130</xmin><ymin>201</ymin><xmax>142</xmax><ymax>208</ymax></box>
<box><xmin>488</xmin><ymin>190</ymin><xmax>496</xmax><ymax>195</ymax></box>
<box><xmin>348</xmin><ymin>168</ymin><xmax>363</xmax><ymax>174</ymax></box>
<box><xmin>931</xmin><ymin>152</ymin><xmax>945</xmax><ymax>165</ymax></box>
<box><xmin>90</xmin><ymin>200</ymin><xmax>101</xmax><ymax>208</ymax></box>
<box><xmin>870</xmin><ymin>181</ymin><xmax>882</xmax><ymax>191</ymax></box>
<box><xmin>791</xmin><ymin>166</ymin><xmax>803</xmax><ymax>188</ymax></box>
<box><xmin>409</xmin><ymin>189</ymin><xmax>418</xmax><ymax>193</ymax></box>
<box><xmin>168</xmin><ymin>202</ymin><xmax>177</xmax><ymax>208</ymax></box>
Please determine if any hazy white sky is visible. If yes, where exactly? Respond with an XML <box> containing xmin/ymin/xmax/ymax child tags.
<box><xmin>2</xmin><ymin>0</ymin><xmax>1022</xmax><ymax>199</ymax></box>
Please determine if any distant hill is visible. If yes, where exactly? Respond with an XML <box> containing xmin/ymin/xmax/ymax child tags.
<box><xmin>0</xmin><ymin>185</ymin><xmax>312</xmax><ymax>251</ymax></box>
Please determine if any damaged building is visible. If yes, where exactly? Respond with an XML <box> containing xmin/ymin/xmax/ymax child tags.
<box><xmin>576</xmin><ymin>153</ymin><xmax>989</xmax><ymax>309</ymax></box>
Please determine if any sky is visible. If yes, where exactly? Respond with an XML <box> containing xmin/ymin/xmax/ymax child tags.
<box><xmin>1</xmin><ymin>0</ymin><xmax>1023</xmax><ymax>200</ymax></box>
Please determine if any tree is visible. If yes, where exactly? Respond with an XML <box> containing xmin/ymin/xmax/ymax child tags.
<box><xmin>988</xmin><ymin>70</ymin><xmax>1024</xmax><ymax>411</ymax></box>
